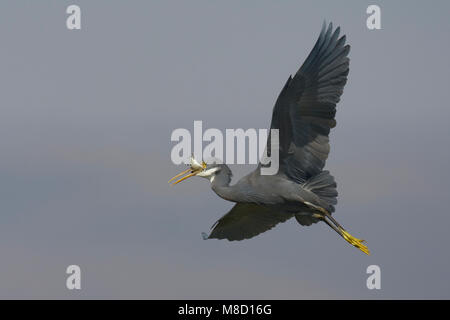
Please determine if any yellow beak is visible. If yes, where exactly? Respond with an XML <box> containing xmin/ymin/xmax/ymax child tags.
<box><xmin>168</xmin><ymin>168</ymin><xmax>201</xmax><ymax>185</ymax></box>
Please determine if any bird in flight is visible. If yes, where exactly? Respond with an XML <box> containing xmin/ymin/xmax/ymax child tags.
<box><xmin>169</xmin><ymin>22</ymin><xmax>369</xmax><ymax>255</ymax></box>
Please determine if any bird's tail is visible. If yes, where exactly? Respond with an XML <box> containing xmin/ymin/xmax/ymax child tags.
<box><xmin>302</xmin><ymin>171</ymin><xmax>370</xmax><ymax>255</ymax></box>
<box><xmin>302</xmin><ymin>170</ymin><xmax>337</xmax><ymax>213</ymax></box>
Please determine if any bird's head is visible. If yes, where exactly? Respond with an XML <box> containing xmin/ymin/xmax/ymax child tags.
<box><xmin>168</xmin><ymin>155</ymin><xmax>227</xmax><ymax>185</ymax></box>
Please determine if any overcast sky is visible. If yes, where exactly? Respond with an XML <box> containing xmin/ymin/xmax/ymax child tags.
<box><xmin>0</xmin><ymin>0</ymin><xmax>449</xmax><ymax>298</ymax></box>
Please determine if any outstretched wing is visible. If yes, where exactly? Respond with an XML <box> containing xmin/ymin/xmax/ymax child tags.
<box><xmin>205</xmin><ymin>203</ymin><xmax>293</xmax><ymax>241</ymax></box>
<box><xmin>264</xmin><ymin>22</ymin><xmax>350</xmax><ymax>184</ymax></box>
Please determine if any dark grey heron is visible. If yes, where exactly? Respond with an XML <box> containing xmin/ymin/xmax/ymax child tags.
<box><xmin>169</xmin><ymin>22</ymin><xmax>369</xmax><ymax>255</ymax></box>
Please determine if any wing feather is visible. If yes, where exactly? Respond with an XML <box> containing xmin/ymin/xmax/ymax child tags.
<box><xmin>206</xmin><ymin>203</ymin><xmax>293</xmax><ymax>241</ymax></box>
<box><xmin>265</xmin><ymin>22</ymin><xmax>350</xmax><ymax>183</ymax></box>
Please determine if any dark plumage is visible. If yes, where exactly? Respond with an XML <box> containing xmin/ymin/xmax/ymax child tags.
<box><xmin>170</xmin><ymin>22</ymin><xmax>369</xmax><ymax>255</ymax></box>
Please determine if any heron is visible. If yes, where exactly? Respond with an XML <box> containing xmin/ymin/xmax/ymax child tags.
<box><xmin>169</xmin><ymin>22</ymin><xmax>369</xmax><ymax>255</ymax></box>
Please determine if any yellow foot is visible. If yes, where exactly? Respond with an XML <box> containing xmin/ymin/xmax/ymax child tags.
<box><xmin>341</xmin><ymin>230</ymin><xmax>370</xmax><ymax>255</ymax></box>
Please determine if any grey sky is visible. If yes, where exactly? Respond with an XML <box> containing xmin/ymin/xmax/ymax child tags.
<box><xmin>0</xmin><ymin>1</ymin><xmax>449</xmax><ymax>298</ymax></box>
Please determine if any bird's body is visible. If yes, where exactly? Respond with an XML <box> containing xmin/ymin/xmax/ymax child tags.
<box><xmin>169</xmin><ymin>22</ymin><xmax>370</xmax><ymax>255</ymax></box>
<box><xmin>212</xmin><ymin>165</ymin><xmax>321</xmax><ymax>212</ymax></box>
<box><xmin>200</xmin><ymin>162</ymin><xmax>337</xmax><ymax>239</ymax></box>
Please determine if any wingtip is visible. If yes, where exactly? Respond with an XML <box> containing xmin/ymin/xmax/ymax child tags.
<box><xmin>322</xmin><ymin>21</ymin><xmax>345</xmax><ymax>35</ymax></box>
<box><xmin>335</xmin><ymin>26</ymin><xmax>341</xmax><ymax>38</ymax></box>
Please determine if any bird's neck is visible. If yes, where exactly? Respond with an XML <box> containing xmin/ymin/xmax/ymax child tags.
<box><xmin>210</xmin><ymin>169</ymin><xmax>236</xmax><ymax>202</ymax></box>
<box><xmin>211</xmin><ymin>183</ymin><xmax>235</xmax><ymax>202</ymax></box>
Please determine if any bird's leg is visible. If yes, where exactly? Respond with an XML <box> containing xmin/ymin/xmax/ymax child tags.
<box><xmin>323</xmin><ymin>214</ymin><xmax>370</xmax><ymax>255</ymax></box>
<box><xmin>307</xmin><ymin>202</ymin><xmax>370</xmax><ymax>255</ymax></box>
